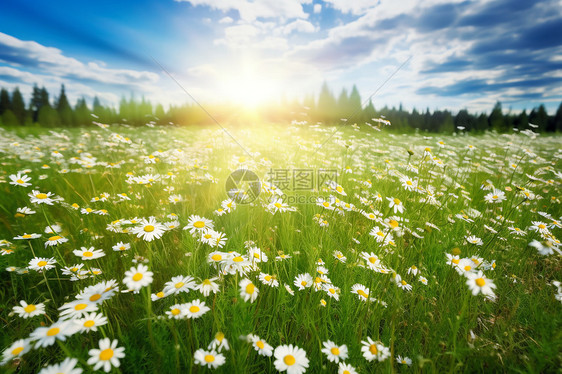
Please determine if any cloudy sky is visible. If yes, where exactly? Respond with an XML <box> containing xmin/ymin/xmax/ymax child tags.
<box><xmin>1</xmin><ymin>0</ymin><xmax>561</xmax><ymax>113</ymax></box>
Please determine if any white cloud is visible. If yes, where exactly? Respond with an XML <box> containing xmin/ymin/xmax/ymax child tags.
<box><xmin>0</xmin><ymin>32</ymin><xmax>159</xmax><ymax>88</ymax></box>
<box><xmin>282</xmin><ymin>19</ymin><xmax>317</xmax><ymax>34</ymax></box>
<box><xmin>323</xmin><ymin>0</ymin><xmax>378</xmax><ymax>15</ymax></box>
<box><xmin>313</xmin><ymin>4</ymin><xmax>322</xmax><ymax>14</ymax></box>
<box><xmin>219</xmin><ymin>16</ymin><xmax>234</xmax><ymax>24</ymax></box>
<box><xmin>175</xmin><ymin>0</ymin><xmax>308</xmax><ymax>21</ymax></box>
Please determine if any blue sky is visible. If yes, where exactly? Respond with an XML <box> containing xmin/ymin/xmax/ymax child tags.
<box><xmin>0</xmin><ymin>0</ymin><xmax>561</xmax><ymax>113</ymax></box>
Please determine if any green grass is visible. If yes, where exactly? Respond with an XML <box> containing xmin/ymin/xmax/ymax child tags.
<box><xmin>0</xmin><ymin>123</ymin><xmax>561</xmax><ymax>373</ymax></box>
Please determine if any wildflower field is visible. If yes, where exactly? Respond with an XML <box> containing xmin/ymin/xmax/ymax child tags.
<box><xmin>0</xmin><ymin>122</ymin><xmax>561</xmax><ymax>373</ymax></box>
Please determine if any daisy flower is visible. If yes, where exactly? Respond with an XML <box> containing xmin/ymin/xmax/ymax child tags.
<box><xmin>166</xmin><ymin>304</ymin><xmax>187</xmax><ymax>319</ymax></box>
<box><xmin>396</xmin><ymin>355</ymin><xmax>413</xmax><ymax>366</ymax></box>
<box><xmin>294</xmin><ymin>273</ymin><xmax>313</xmax><ymax>290</ymax></box>
<box><xmin>361</xmin><ymin>337</ymin><xmax>390</xmax><ymax>362</ymax></box>
<box><xmin>39</xmin><ymin>357</ymin><xmax>83</xmax><ymax>374</ymax></box>
<box><xmin>9</xmin><ymin>172</ymin><xmax>32</xmax><ymax>187</ymax></box>
<box><xmin>76</xmin><ymin>282</ymin><xmax>115</xmax><ymax>304</ymax></box>
<box><xmin>184</xmin><ymin>299</ymin><xmax>210</xmax><ymax>318</ymax></box>
<box><xmin>1</xmin><ymin>339</ymin><xmax>32</xmax><ymax>365</ymax></box>
<box><xmin>29</xmin><ymin>190</ymin><xmax>55</xmax><ymax>205</ymax></box>
<box><xmin>30</xmin><ymin>320</ymin><xmax>78</xmax><ymax>348</ymax></box>
<box><xmin>333</xmin><ymin>250</ymin><xmax>347</xmax><ymax>263</ymax></box>
<box><xmin>338</xmin><ymin>362</ymin><xmax>358</xmax><ymax>374</ymax></box>
<box><xmin>14</xmin><ymin>233</ymin><xmax>41</xmax><ymax>240</ymax></box>
<box><xmin>387</xmin><ymin>197</ymin><xmax>404</xmax><ymax>214</ymax></box>
<box><xmin>259</xmin><ymin>273</ymin><xmax>280</xmax><ymax>287</ymax></box>
<box><xmin>194</xmin><ymin>349</ymin><xmax>225</xmax><ymax>369</ymax></box>
<box><xmin>465</xmin><ymin>235</ymin><xmax>483</xmax><ymax>246</ymax></box>
<box><xmin>466</xmin><ymin>271</ymin><xmax>497</xmax><ymax>299</ymax></box>
<box><xmin>248</xmin><ymin>246</ymin><xmax>268</xmax><ymax>263</ymax></box>
<box><xmin>273</xmin><ymin>344</ymin><xmax>309</xmax><ymax>374</ymax></box>
<box><xmin>323</xmin><ymin>284</ymin><xmax>340</xmax><ymax>300</ymax></box>
<box><xmin>123</xmin><ymin>264</ymin><xmax>153</xmax><ymax>292</ymax></box>
<box><xmin>529</xmin><ymin>221</ymin><xmax>550</xmax><ymax>235</ymax></box>
<box><xmin>248</xmin><ymin>334</ymin><xmax>273</xmax><ymax>357</ymax></box>
<box><xmin>59</xmin><ymin>299</ymin><xmax>99</xmax><ymax>319</ymax></box>
<box><xmin>321</xmin><ymin>340</ymin><xmax>348</xmax><ymax>363</ymax></box>
<box><xmin>360</xmin><ymin>251</ymin><xmax>380</xmax><ymax>270</ymax></box>
<box><xmin>73</xmin><ymin>247</ymin><xmax>105</xmax><ymax>261</ymax></box>
<box><xmin>239</xmin><ymin>278</ymin><xmax>259</xmax><ymax>303</ymax></box>
<box><xmin>407</xmin><ymin>265</ymin><xmax>419</xmax><ymax>276</ymax></box>
<box><xmin>74</xmin><ymin>312</ymin><xmax>108</xmax><ymax>333</ymax></box>
<box><xmin>163</xmin><ymin>275</ymin><xmax>197</xmax><ymax>295</ymax></box>
<box><xmin>131</xmin><ymin>217</ymin><xmax>166</xmax><ymax>241</ymax></box>
<box><xmin>455</xmin><ymin>258</ymin><xmax>477</xmax><ymax>275</ymax></box>
<box><xmin>198</xmin><ymin>278</ymin><xmax>220</xmax><ymax>296</ymax></box>
<box><xmin>28</xmin><ymin>257</ymin><xmax>56</xmax><ymax>272</ymax></box>
<box><xmin>13</xmin><ymin>300</ymin><xmax>45</xmax><ymax>318</ymax></box>
<box><xmin>184</xmin><ymin>215</ymin><xmax>214</xmax><ymax>235</ymax></box>
<box><xmin>419</xmin><ymin>276</ymin><xmax>428</xmax><ymax>285</ymax></box>
<box><xmin>151</xmin><ymin>291</ymin><xmax>167</xmax><ymax>301</ymax></box>
<box><xmin>208</xmin><ymin>332</ymin><xmax>230</xmax><ymax>352</ymax></box>
<box><xmin>484</xmin><ymin>189</ymin><xmax>506</xmax><ymax>203</ymax></box>
<box><xmin>351</xmin><ymin>283</ymin><xmax>371</xmax><ymax>301</ymax></box>
<box><xmin>112</xmin><ymin>242</ymin><xmax>130</xmax><ymax>252</ymax></box>
<box><xmin>44</xmin><ymin>235</ymin><xmax>68</xmax><ymax>248</ymax></box>
<box><xmin>87</xmin><ymin>338</ymin><xmax>125</xmax><ymax>373</ymax></box>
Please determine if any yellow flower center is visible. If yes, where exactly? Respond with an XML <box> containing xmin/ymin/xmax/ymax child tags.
<box><xmin>538</xmin><ymin>224</ymin><xmax>546</xmax><ymax>229</ymax></box>
<box><xmin>331</xmin><ymin>347</ymin><xmax>340</xmax><ymax>355</ymax></box>
<box><xmin>265</xmin><ymin>275</ymin><xmax>272</xmax><ymax>282</ymax></box>
<box><xmin>36</xmin><ymin>193</ymin><xmax>48</xmax><ymax>199</ymax></box>
<box><xmin>369</xmin><ymin>257</ymin><xmax>377</xmax><ymax>264</ymax></box>
<box><xmin>393</xmin><ymin>198</ymin><xmax>401</xmax><ymax>205</ymax></box>
<box><xmin>84</xmin><ymin>320</ymin><xmax>95</xmax><ymax>328</ymax></box>
<box><xmin>401</xmin><ymin>280</ymin><xmax>407</xmax><ymax>285</ymax></box>
<box><xmin>89</xmin><ymin>294</ymin><xmax>101</xmax><ymax>302</ymax></box>
<box><xmin>47</xmin><ymin>327</ymin><xmax>60</xmax><ymax>336</ymax></box>
<box><xmin>49</xmin><ymin>236</ymin><xmax>62</xmax><ymax>241</ymax></box>
<box><xmin>132</xmin><ymin>273</ymin><xmax>143</xmax><ymax>281</ymax></box>
<box><xmin>202</xmin><ymin>279</ymin><xmax>212</xmax><ymax>285</ymax></box>
<box><xmin>357</xmin><ymin>289</ymin><xmax>368</xmax><ymax>298</ymax></box>
<box><xmin>11</xmin><ymin>347</ymin><xmax>24</xmax><ymax>355</ymax></box>
<box><xmin>215</xmin><ymin>332</ymin><xmax>224</xmax><ymax>341</ymax></box>
<box><xmin>246</xmin><ymin>283</ymin><xmax>255</xmax><ymax>294</ymax></box>
<box><xmin>301</xmin><ymin>281</ymin><xmax>307</xmax><ymax>286</ymax></box>
<box><xmin>22</xmin><ymin>234</ymin><xmax>32</xmax><ymax>238</ymax></box>
<box><xmin>274</xmin><ymin>202</ymin><xmax>282</xmax><ymax>208</ymax></box>
<box><xmin>464</xmin><ymin>265</ymin><xmax>472</xmax><ymax>271</ymax></box>
<box><xmin>475</xmin><ymin>278</ymin><xmax>486</xmax><ymax>287</ymax></box>
<box><xmin>24</xmin><ymin>304</ymin><xmax>36</xmax><ymax>313</ymax></box>
<box><xmin>284</xmin><ymin>355</ymin><xmax>296</xmax><ymax>366</ymax></box>
<box><xmin>204</xmin><ymin>354</ymin><xmax>215</xmax><ymax>363</ymax></box>
<box><xmin>452</xmin><ymin>258</ymin><xmax>460</xmax><ymax>264</ymax></box>
<box><xmin>99</xmin><ymin>348</ymin><xmax>114</xmax><ymax>361</ymax></box>
<box><xmin>74</xmin><ymin>303</ymin><xmax>87</xmax><ymax>311</ymax></box>
<box><xmin>256</xmin><ymin>340</ymin><xmax>265</xmax><ymax>349</ymax></box>
<box><xmin>156</xmin><ymin>292</ymin><xmax>165</xmax><ymax>298</ymax></box>
<box><xmin>233</xmin><ymin>256</ymin><xmax>244</xmax><ymax>262</ymax></box>
<box><xmin>211</xmin><ymin>254</ymin><xmax>222</xmax><ymax>261</ymax></box>
<box><xmin>144</xmin><ymin>225</ymin><xmax>155</xmax><ymax>232</ymax></box>
<box><xmin>329</xmin><ymin>288</ymin><xmax>335</xmax><ymax>294</ymax></box>
<box><xmin>171</xmin><ymin>308</ymin><xmax>181</xmax><ymax>315</ymax></box>
<box><xmin>37</xmin><ymin>261</ymin><xmax>48</xmax><ymax>267</ymax></box>
<box><xmin>83</xmin><ymin>252</ymin><xmax>93</xmax><ymax>257</ymax></box>
<box><xmin>193</xmin><ymin>221</ymin><xmax>205</xmax><ymax>228</ymax></box>
<box><xmin>336</xmin><ymin>186</ymin><xmax>343</xmax><ymax>192</ymax></box>
<box><xmin>189</xmin><ymin>305</ymin><xmax>200</xmax><ymax>313</ymax></box>
<box><xmin>175</xmin><ymin>282</ymin><xmax>185</xmax><ymax>289</ymax></box>
<box><xmin>369</xmin><ymin>344</ymin><xmax>378</xmax><ymax>355</ymax></box>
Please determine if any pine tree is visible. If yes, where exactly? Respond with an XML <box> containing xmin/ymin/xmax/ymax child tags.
<box><xmin>553</xmin><ymin>102</ymin><xmax>562</xmax><ymax>132</ymax></box>
<box><xmin>488</xmin><ymin>102</ymin><xmax>503</xmax><ymax>131</ymax></box>
<box><xmin>12</xmin><ymin>88</ymin><xmax>26</xmax><ymax>126</ymax></box>
<box><xmin>316</xmin><ymin>82</ymin><xmax>337</xmax><ymax>124</ymax></box>
<box><xmin>74</xmin><ymin>97</ymin><xmax>91</xmax><ymax>126</ymax></box>
<box><xmin>56</xmin><ymin>84</ymin><xmax>73</xmax><ymax>126</ymax></box>
<box><xmin>0</xmin><ymin>88</ymin><xmax>10</xmax><ymax>115</ymax></box>
<box><xmin>348</xmin><ymin>85</ymin><xmax>362</xmax><ymax>120</ymax></box>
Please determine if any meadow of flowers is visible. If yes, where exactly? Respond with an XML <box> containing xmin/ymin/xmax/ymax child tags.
<box><xmin>0</xmin><ymin>121</ymin><xmax>560</xmax><ymax>373</ymax></box>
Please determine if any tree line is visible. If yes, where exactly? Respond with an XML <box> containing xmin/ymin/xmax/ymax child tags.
<box><xmin>1</xmin><ymin>83</ymin><xmax>561</xmax><ymax>132</ymax></box>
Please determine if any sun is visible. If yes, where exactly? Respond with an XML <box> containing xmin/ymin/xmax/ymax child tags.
<box><xmin>218</xmin><ymin>61</ymin><xmax>283</xmax><ymax>109</ymax></box>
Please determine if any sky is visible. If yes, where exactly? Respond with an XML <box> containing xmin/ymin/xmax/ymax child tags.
<box><xmin>0</xmin><ymin>0</ymin><xmax>561</xmax><ymax>114</ymax></box>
